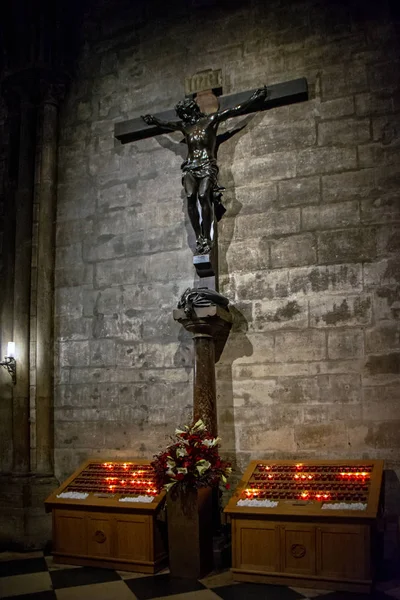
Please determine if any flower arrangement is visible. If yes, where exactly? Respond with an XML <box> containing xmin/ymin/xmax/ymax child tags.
<box><xmin>151</xmin><ymin>419</ymin><xmax>232</xmax><ymax>493</ymax></box>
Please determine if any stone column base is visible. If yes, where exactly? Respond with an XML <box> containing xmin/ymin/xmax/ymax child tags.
<box><xmin>0</xmin><ymin>474</ymin><xmax>59</xmax><ymax>550</ymax></box>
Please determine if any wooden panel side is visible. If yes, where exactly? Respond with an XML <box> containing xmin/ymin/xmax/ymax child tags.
<box><xmin>53</xmin><ymin>509</ymin><xmax>87</xmax><ymax>556</ymax></box>
<box><xmin>86</xmin><ymin>513</ymin><xmax>113</xmax><ymax>557</ymax></box>
<box><xmin>316</xmin><ymin>524</ymin><xmax>369</xmax><ymax>581</ymax></box>
<box><xmin>280</xmin><ymin>523</ymin><xmax>316</xmax><ymax>575</ymax></box>
<box><xmin>233</xmin><ymin>518</ymin><xmax>280</xmax><ymax>573</ymax></box>
<box><xmin>114</xmin><ymin>514</ymin><xmax>151</xmax><ymax>562</ymax></box>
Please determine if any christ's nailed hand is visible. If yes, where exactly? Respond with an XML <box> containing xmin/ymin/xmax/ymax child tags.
<box><xmin>250</xmin><ymin>86</ymin><xmax>268</xmax><ymax>102</ymax></box>
<box><xmin>142</xmin><ymin>114</ymin><xmax>157</xmax><ymax>125</ymax></box>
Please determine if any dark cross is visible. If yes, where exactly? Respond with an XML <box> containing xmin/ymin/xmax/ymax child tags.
<box><xmin>114</xmin><ymin>76</ymin><xmax>308</xmax><ymax>284</ymax></box>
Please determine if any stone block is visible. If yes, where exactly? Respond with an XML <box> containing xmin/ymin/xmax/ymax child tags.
<box><xmin>91</xmin><ymin>313</ymin><xmax>122</xmax><ymax>340</ymax></box>
<box><xmin>363</xmin><ymin>384</ymin><xmax>400</xmax><ymax>421</ymax></box>
<box><xmin>302</xmin><ymin>201</ymin><xmax>359</xmax><ymax>231</ymax></box>
<box><xmin>358</xmin><ymin>143</ymin><xmax>400</xmax><ymax>169</ymax></box>
<box><xmin>233</xmin><ymin>152</ymin><xmax>296</xmax><ymax>184</ymax></box>
<box><xmin>296</xmin><ymin>147</ymin><xmax>357</xmax><ymax>176</ymax></box>
<box><xmin>55</xmin><ymin>383</ymin><xmax>119</xmax><ymax>408</ymax></box>
<box><xmin>318</xmin><ymin>373</ymin><xmax>362</xmax><ymax>404</ymax></box>
<box><xmin>239</xmin><ymin>425</ymin><xmax>296</xmax><ymax>453</ymax></box>
<box><xmin>232</xmin><ymin>269</ymin><xmax>289</xmax><ymax>302</ymax></box>
<box><xmin>317</xmin><ymin>228</ymin><xmax>377</xmax><ymax>264</ymax></box>
<box><xmin>89</xmin><ymin>340</ymin><xmax>116</xmax><ymax>367</ymax></box>
<box><xmin>373</xmin><ymin>286</ymin><xmax>400</xmax><ymax>321</ymax></box>
<box><xmin>269</xmin><ymin>377</ymin><xmax>320</xmax><ymax>404</ymax></box>
<box><xmin>235</xmin><ymin>403</ymin><xmax>302</xmax><ymax>429</ymax></box>
<box><xmin>365</xmin><ymin>323</ymin><xmax>400</xmax><ymax>354</ymax></box>
<box><xmin>219</xmin><ymin>332</ymin><xmax>274</xmax><ymax>366</ymax></box>
<box><xmin>315</xmin><ymin>96</ymin><xmax>355</xmax><ymax>120</ymax></box>
<box><xmin>230</xmin><ymin>379</ymin><xmax>277</xmax><ymax>408</ymax></box>
<box><xmin>355</xmin><ymin>92</ymin><xmax>394</xmax><ymax>117</ymax></box>
<box><xmin>289</xmin><ymin>264</ymin><xmax>362</xmax><ymax>295</ymax></box>
<box><xmin>270</xmin><ymin>233</ymin><xmax>316</xmax><ymax>268</ymax></box>
<box><xmin>55</xmin><ymin>421</ymin><xmax>105</xmax><ymax>448</ymax></box>
<box><xmin>294</xmin><ymin>422</ymin><xmax>348</xmax><ymax>450</ymax></box>
<box><xmin>59</xmin><ymin>341</ymin><xmax>90</xmax><ymax>367</ymax></box>
<box><xmin>275</xmin><ymin>330</ymin><xmax>327</xmax><ymax>362</ymax></box>
<box><xmin>377</xmin><ymin>224</ymin><xmax>400</xmax><ymax>257</ymax></box>
<box><xmin>232</xmin><ymin>183</ymin><xmax>278</xmax><ymax>215</ymax></box>
<box><xmin>97</xmin><ymin>183</ymin><xmax>131</xmax><ymax>210</ymax></box>
<box><xmin>133</xmin><ymin>174</ymin><xmax>181</xmax><ymax>205</ymax></box>
<box><xmin>94</xmin><ymin>256</ymin><xmax>148</xmax><ymax>287</ymax></box>
<box><xmin>55</xmin><ymin>265</ymin><xmax>93</xmax><ymax>288</ymax></box>
<box><xmin>368</xmin><ymin>60</ymin><xmax>400</xmax><ymax>92</ymax></box>
<box><xmin>328</xmin><ymin>329</ymin><xmax>364</xmax><ymax>359</ymax></box>
<box><xmin>303</xmin><ymin>404</ymin><xmax>362</xmax><ymax>424</ymax></box>
<box><xmin>364</xmin><ymin>422</ymin><xmax>400</xmax><ymax>449</ymax></box>
<box><xmin>361</xmin><ymin>195</ymin><xmax>400</xmax><ymax>225</ymax></box>
<box><xmin>57</xmin><ymin>181</ymin><xmax>96</xmax><ymax>222</ymax></box>
<box><xmin>232</xmin><ymin>208</ymin><xmax>300</xmax><ymax>241</ymax></box>
<box><xmin>241</xmin><ymin>117</ymin><xmax>316</xmax><ymax>155</ymax></box>
<box><xmin>222</xmin><ymin>240</ymin><xmax>269</xmax><ymax>273</ymax></box>
<box><xmin>278</xmin><ymin>176</ymin><xmax>320</xmax><ymax>207</ymax></box>
<box><xmin>318</xmin><ymin>117</ymin><xmax>371</xmax><ymax>146</ymax></box>
<box><xmin>55</xmin><ymin>317</ymin><xmax>91</xmax><ymax>341</ymax></box>
<box><xmin>142</xmin><ymin>310</ymin><xmax>181</xmax><ymax>342</ymax></box>
<box><xmin>321</xmin><ymin>61</ymin><xmax>368</xmax><ymax>99</ymax></box>
<box><xmin>56</xmin><ymin>218</ymin><xmax>93</xmax><ymax>247</ymax></box>
<box><xmin>84</xmin><ymin>224</ymin><xmax>184</xmax><ymax>262</ymax></box>
<box><xmin>89</xmin><ymin>152</ymin><xmax>120</xmax><ymax>179</ymax></box>
<box><xmin>372</xmin><ymin>113</ymin><xmax>400</xmax><ymax>145</ymax></box>
<box><xmin>364</xmin><ymin>259</ymin><xmax>400</xmax><ymax>288</ymax></box>
<box><xmin>146</xmin><ymin>249</ymin><xmax>193</xmax><ymax>283</ymax></box>
<box><xmin>253</xmin><ymin>298</ymin><xmax>308</xmax><ymax>331</ymax></box>
<box><xmin>309</xmin><ymin>295</ymin><xmax>372</xmax><ymax>327</ymax></box>
<box><xmin>115</xmin><ymin>341</ymin><xmax>189</xmax><ymax>369</ymax></box>
<box><xmin>322</xmin><ymin>168</ymin><xmax>377</xmax><ymax>204</ymax></box>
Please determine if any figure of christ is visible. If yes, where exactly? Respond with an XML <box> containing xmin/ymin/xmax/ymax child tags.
<box><xmin>142</xmin><ymin>86</ymin><xmax>268</xmax><ymax>255</ymax></box>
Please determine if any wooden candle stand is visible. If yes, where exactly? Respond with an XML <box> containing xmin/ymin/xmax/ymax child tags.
<box><xmin>224</xmin><ymin>459</ymin><xmax>384</xmax><ymax>593</ymax></box>
<box><xmin>45</xmin><ymin>459</ymin><xmax>167</xmax><ymax>572</ymax></box>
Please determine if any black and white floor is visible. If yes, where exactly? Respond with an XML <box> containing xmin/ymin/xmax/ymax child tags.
<box><xmin>1</xmin><ymin>551</ymin><xmax>399</xmax><ymax>600</ymax></box>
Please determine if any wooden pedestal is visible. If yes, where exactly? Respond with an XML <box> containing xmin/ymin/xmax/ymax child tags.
<box><xmin>50</xmin><ymin>507</ymin><xmax>166</xmax><ymax>572</ymax></box>
<box><xmin>45</xmin><ymin>460</ymin><xmax>167</xmax><ymax>572</ymax></box>
<box><xmin>167</xmin><ymin>486</ymin><xmax>213</xmax><ymax>578</ymax></box>
<box><xmin>225</xmin><ymin>460</ymin><xmax>384</xmax><ymax>593</ymax></box>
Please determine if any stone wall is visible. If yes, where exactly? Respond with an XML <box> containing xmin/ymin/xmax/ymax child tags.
<box><xmin>55</xmin><ymin>0</ymin><xmax>400</xmax><ymax>523</ymax></box>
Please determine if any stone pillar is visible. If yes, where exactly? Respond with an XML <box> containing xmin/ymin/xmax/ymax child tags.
<box><xmin>173</xmin><ymin>305</ymin><xmax>232</xmax><ymax>436</ymax></box>
<box><xmin>4</xmin><ymin>82</ymin><xmax>37</xmax><ymax>475</ymax></box>
<box><xmin>35</xmin><ymin>81</ymin><xmax>64</xmax><ymax>475</ymax></box>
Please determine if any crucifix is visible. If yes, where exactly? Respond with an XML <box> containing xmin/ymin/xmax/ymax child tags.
<box><xmin>114</xmin><ymin>72</ymin><xmax>308</xmax><ymax>284</ymax></box>
<box><xmin>114</xmin><ymin>72</ymin><xmax>308</xmax><ymax>437</ymax></box>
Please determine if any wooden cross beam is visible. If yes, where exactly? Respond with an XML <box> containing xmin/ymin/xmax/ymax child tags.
<box><xmin>114</xmin><ymin>77</ymin><xmax>308</xmax><ymax>144</ymax></box>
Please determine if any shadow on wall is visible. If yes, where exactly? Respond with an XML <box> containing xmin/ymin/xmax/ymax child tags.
<box><xmin>215</xmin><ymin>305</ymin><xmax>253</xmax><ymax>487</ymax></box>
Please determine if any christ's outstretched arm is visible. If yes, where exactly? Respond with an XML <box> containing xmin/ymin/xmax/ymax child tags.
<box><xmin>216</xmin><ymin>86</ymin><xmax>268</xmax><ymax>122</ymax></box>
<box><xmin>142</xmin><ymin>114</ymin><xmax>184</xmax><ymax>132</ymax></box>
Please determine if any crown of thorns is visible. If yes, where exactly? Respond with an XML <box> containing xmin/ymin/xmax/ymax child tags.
<box><xmin>175</xmin><ymin>97</ymin><xmax>200</xmax><ymax>114</ymax></box>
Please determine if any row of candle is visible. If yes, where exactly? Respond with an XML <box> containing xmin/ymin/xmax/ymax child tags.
<box><xmin>256</xmin><ymin>464</ymin><xmax>373</xmax><ymax>473</ymax></box>
<box><xmin>248</xmin><ymin>483</ymin><xmax>368</xmax><ymax>490</ymax></box>
<box><xmin>243</xmin><ymin>489</ymin><xmax>367</xmax><ymax>502</ymax></box>
<box><xmin>252</xmin><ymin>473</ymin><xmax>370</xmax><ymax>481</ymax></box>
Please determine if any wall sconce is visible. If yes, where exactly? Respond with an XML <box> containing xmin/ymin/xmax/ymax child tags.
<box><xmin>1</xmin><ymin>342</ymin><xmax>16</xmax><ymax>384</ymax></box>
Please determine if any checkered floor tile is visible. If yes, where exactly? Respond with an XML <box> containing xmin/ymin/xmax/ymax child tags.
<box><xmin>0</xmin><ymin>551</ymin><xmax>398</xmax><ymax>599</ymax></box>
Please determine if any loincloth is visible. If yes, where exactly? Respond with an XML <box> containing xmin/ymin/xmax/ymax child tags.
<box><xmin>181</xmin><ymin>158</ymin><xmax>226</xmax><ymax>221</ymax></box>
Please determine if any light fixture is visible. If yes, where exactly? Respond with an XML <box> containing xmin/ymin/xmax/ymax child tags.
<box><xmin>0</xmin><ymin>342</ymin><xmax>16</xmax><ymax>384</ymax></box>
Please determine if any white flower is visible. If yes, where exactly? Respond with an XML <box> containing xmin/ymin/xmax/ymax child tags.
<box><xmin>196</xmin><ymin>459</ymin><xmax>211</xmax><ymax>475</ymax></box>
<box><xmin>176</xmin><ymin>446</ymin><xmax>187</xmax><ymax>457</ymax></box>
<box><xmin>176</xmin><ymin>467</ymin><xmax>188</xmax><ymax>475</ymax></box>
<box><xmin>203</xmin><ymin>437</ymin><xmax>220</xmax><ymax>447</ymax></box>
<box><xmin>192</xmin><ymin>419</ymin><xmax>206</xmax><ymax>432</ymax></box>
